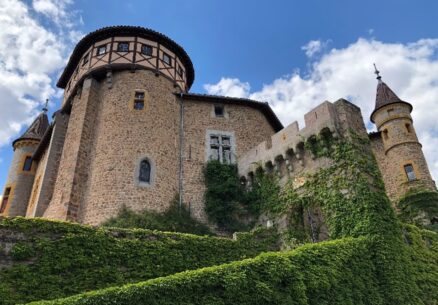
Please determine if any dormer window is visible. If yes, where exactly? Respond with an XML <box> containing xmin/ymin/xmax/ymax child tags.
<box><xmin>404</xmin><ymin>164</ymin><xmax>416</xmax><ymax>182</ymax></box>
<box><xmin>97</xmin><ymin>45</ymin><xmax>106</xmax><ymax>56</ymax></box>
<box><xmin>117</xmin><ymin>42</ymin><xmax>129</xmax><ymax>52</ymax></box>
<box><xmin>163</xmin><ymin>52</ymin><xmax>172</xmax><ymax>66</ymax></box>
<box><xmin>141</xmin><ymin>44</ymin><xmax>153</xmax><ymax>56</ymax></box>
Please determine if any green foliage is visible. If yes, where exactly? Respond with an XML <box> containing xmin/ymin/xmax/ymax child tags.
<box><xmin>103</xmin><ymin>200</ymin><xmax>213</xmax><ymax>236</ymax></box>
<box><xmin>10</xmin><ymin>242</ymin><xmax>36</xmax><ymax>261</ymax></box>
<box><xmin>0</xmin><ymin>217</ymin><xmax>278</xmax><ymax>305</ymax></box>
<box><xmin>398</xmin><ymin>189</ymin><xmax>438</xmax><ymax>228</ymax></box>
<box><xmin>26</xmin><ymin>237</ymin><xmax>396</xmax><ymax>305</ymax></box>
<box><xmin>204</xmin><ymin>161</ymin><xmax>253</xmax><ymax>232</ymax></box>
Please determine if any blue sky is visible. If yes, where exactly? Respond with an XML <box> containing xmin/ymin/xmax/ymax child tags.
<box><xmin>2</xmin><ymin>0</ymin><xmax>438</xmax><ymax>191</ymax></box>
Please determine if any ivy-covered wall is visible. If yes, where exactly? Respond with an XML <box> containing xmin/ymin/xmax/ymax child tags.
<box><xmin>26</xmin><ymin>226</ymin><xmax>438</xmax><ymax>305</ymax></box>
<box><xmin>0</xmin><ymin>217</ymin><xmax>278</xmax><ymax>305</ymax></box>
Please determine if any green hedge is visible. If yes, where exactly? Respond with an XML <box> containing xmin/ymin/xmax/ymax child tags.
<box><xmin>0</xmin><ymin>217</ymin><xmax>278</xmax><ymax>305</ymax></box>
<box><xmin>25</xmin><ymin>226</ymin><xmax>438</xmax><ymax>305</ymax></box>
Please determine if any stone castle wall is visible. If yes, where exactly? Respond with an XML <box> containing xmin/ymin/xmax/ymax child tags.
<box><xmin>181</xmin><ymin>98</ymin><xmax>277</xmax><ymax>221</ymax></box>
<box><xmin>237</xmin><ymin>99</ymin><xmax>367</xmax><ymax>184</ymax></box>
<box><xmin>26</xmin><ymin>112</ymin><xmax>70</xmax><ymax>218</ymax></box>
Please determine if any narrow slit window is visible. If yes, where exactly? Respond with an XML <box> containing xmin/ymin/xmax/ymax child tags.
<box><xmin>141</xmin><ymin>44</ymin><xmax>153</xmax><ymax>56</ymax></box>
<box><xmin>97</xmin><ymin>45</ymin><xmax>107</xmax><ymax>56</ymax></box>
<box><xmin>23</xmin><ymin>156</ymin><xmax>32</xmax><ymax>171</ymax></box>
<box><xmin>405</xmin><ymin>123</ymin><xmax>412</xmax><ymax>133</ymax></box>
<box><xmin>139</xmin><ymin>160</ymin><xmax>151</xmax><ymax>183</ymax></box>
<box><xmin>0</xmin><ymin>187</ymin><xmax>11</xmax><ymax>214</ymax></box>
<box><xmin>117</xmin><ymin>42</ymin><xmax>129</xmax><ymax>52</ymax></box>
<box><xmin>404</xmin><ymin>164</ymin><xmax>416</xmax><ymax>182</ymax></box>
<box><xmin>163</xmin><ymin>53</ymin><xmax>172</xmax><ymax>66</ymax></box>
<box><xmin>133</xmin><ymin>91</ymin><xmax>145</xmax><ymax>110</ymax></box>
<box><xmin>383</xmin><ymin>129</ymin><xmax>389</xmax><ymax>140</ymax></box>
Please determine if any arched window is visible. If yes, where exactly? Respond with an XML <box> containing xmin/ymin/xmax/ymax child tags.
<box><xmin>139</xmin><ymin>159</ymin><xmax>151</xmax><ymax>183</ymax></box>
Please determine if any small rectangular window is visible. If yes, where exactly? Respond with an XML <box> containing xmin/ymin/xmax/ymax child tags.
<box><xmin>163</xmin><ymin>53</ymin><xmax>172</xmax><ymax>66</ymax></box>
<box><xmin>117</xmin><ymin>42</ymin><xmax>129</xmax><ymax>52</ymax></box>
<box><xmin>404</xmin><ymin>164</ymin><xmax>416</xmax><ymax>182</ymax></box>
<box><xmin>133</xmin><ymin>91</ymin><xmax>145</xmax><ymax>110</ymax></box>
<box><xmin>214</xmin><ymin>105</ymin><xmax>224</xmax><ymax>117</ymax></box>
<box><xmin>23</xmin><ymin>156</ymin><xmax>32</xmax><ymax>171</ymax></box>
<box><xmin>141</xmin><ymin>44</ymin><xmax>153</xmax><ymax>56</ymax></box>
<box><xmin>82</xmin><ymin>52</ymin><xmax>90</xmax><ymax>66</ymax></box>
<box><xmin>97</xmin><ymin>45</ymin><xmax>107</xmax><ymax>56</ymax></box>
<box><xmin>405</xmin><ymin>123</ymin><xmax>412</xmax><ymax>133</ymax></box>
<box><xmin>177</xmin><ymin>65</ymin><xmax>183</xmax><ymax>77</ymax></box>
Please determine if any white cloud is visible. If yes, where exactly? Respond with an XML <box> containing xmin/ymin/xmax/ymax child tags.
<box><xmin>204</xmin><ymin>38</ymin><xmax>438</xmax><ymax>182</ymax></box>
<box><xmin>0</xmin><ymin>0</ymin><xmax>81</xmax><ymax>147</ymax></box>
<box><xmin>204</xmin><ymin>78</ymin><xmax>250</xmax><ymax>98</ymax></box>
<box><xmin>302</xmin><ymin>40</ymin><xmax>323</xmax><ymax>57</ymax></box>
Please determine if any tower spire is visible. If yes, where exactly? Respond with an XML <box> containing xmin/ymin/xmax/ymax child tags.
<box><xmin>373</xmin><ymin>63</ymin><xmax>382</xmax><ymax>82</ymax></box>
<box><xmin>42</xmin><ymin>99</ymin><xmax>49</xmax><ymax>113</ymax></box>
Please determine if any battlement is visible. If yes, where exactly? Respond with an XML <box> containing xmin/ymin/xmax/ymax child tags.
<box><xmin>238</xmin><ymin>99</ymin><xmax>365</xmax><ymax>181</ymax></box>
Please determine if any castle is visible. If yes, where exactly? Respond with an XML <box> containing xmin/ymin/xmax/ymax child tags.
<box><xmin>0</xmin><ymin>26</ymin><xmax>436</xmax><ymax>225</ymax></box>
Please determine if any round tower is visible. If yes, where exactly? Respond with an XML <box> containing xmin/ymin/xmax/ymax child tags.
<box><xmin>370</xmin><ymin>68</ymin><xmax>436</xmax><ymax>201</ymax></box>
<box><xmin>43</xmin><ymin>26</ymin><xmax>195</xmax><ymax>224</ymax></box>
<box><xmin>0</xmin><ymin>109</ymin><xmax>49</xmax><ymax>216</ymax></box>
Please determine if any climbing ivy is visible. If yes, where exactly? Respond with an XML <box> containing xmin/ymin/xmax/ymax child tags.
<box><xmin>398</xmin><ymin>188</ymin><xmax>438</xmax><ymax>230</ymax></box>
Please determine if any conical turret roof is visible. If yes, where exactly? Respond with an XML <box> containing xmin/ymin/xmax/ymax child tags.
<box><xmin>370</xmin><ymin>69</ymin><xmax>412</xmax><ymax>122</ymax></box>
<box><xmin>12</xmin><ymin>111</ymin><xmax>49</xmax><ymax>146</ymax></box>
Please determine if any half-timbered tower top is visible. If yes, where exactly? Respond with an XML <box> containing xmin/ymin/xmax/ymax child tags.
<box><xmin>58</xmin><ymin>26</ymin><xmax>195</xmax><ymax>103</ymax></box>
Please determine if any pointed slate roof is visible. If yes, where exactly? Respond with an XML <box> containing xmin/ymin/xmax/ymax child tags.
<box><xmin>370</xmin><ymin>78</ymin><xmax>412</xmax><ymax>123</ymax></box>
<box><xmin>12</xmin><ymin>111</ymin><xmax>49</xmax><ymax>147</ymax></box>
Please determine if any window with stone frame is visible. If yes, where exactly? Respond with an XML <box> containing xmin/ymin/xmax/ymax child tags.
<box><xmin>214</xmin><ymin>105</ymin><xmax>224</xmax><ymax>117</ymax></box>
<box><xmin>208</xmin><ymin>134</ymin><xmax>233</xmax><ymax>164</ymax></box>
<box><xmin>22</xmin><ymin>156</ymin><xmax>33</xmax><ymax>171</ymax></box>
<box><xmin>0</xmin><ymin>187</ymin><xmax>11</xmax><ymax>214</ymax></box>
<box><xmin>139</xmin><ymin>159</ymin><xmax>151</xmax><ymax>183</ymax></box>
<box><xmin>404</xmin><ymin>164</ymin><xmax>417</xmax><ymax>182</ymax></box>
<box><xmin>133</xmin><ymin>91</ymin><xmax>145</xmax><ymax>110</ymax></box>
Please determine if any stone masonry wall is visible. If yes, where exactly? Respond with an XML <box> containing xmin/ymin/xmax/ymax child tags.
<box><xmin>79</xmin><ymin>70</ymin><xmax>181</xmax><ymax>225</ymax></box>
<box><xmin>26</xmin><ymin>112</ymin><xmax>70</xmax><ymax>218</ymax></box>
<box><xmin>43</xmin><ymin>77</ymin><xmax>100</xmax><ymax>221</ymax></box>
<box><xmin>181</xmin><ymin>99</ymin><xmax>277</xmax><ymax>221</ymax></box>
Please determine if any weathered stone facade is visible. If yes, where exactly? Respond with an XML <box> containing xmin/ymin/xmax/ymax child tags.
<box><xmin>1</xmin><ymin>26</ymin><xmax>436</xmax><ymax>225</ymax></box>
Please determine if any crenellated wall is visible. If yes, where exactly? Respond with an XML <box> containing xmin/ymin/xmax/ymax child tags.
<box><xmin>238</xmin><ymin>99</ymin><xmax>367</xmax><ymax>186</ymax></box>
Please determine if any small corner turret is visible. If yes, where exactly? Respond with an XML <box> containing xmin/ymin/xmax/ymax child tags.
<box><xmin>369</xmin><ymin>66</ymin><xmax>436</xmax><ymax>204</ymax></box>
<box><xmin>0</xmin><ymin>104</ymin><xmax>49</xmax><ymax>217</ymax></box>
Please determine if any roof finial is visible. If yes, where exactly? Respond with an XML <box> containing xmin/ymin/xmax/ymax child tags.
<box><xmin>42</xmin><ymin>99</ymin><xmax>49</xmax><ymax>113</ymax></box>
<box><xmin>373</xmin><ymin>63</ymin><xmax>382</xmax><ymax>82</ymax></box>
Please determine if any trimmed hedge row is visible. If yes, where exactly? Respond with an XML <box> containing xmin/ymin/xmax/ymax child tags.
<box><xmin>26</xmin><ymin>226</ymin><xmax>438</xmax><ymax>305</ymax></box>
<box><xmin>0</xmin><ymin>217</ymin><xmax>278</xmax><ymax>305</ymax></box>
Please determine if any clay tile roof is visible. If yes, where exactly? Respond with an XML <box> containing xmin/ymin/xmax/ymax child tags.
<box><xmin>13</xmin><ymin>112</ymin><xmax>49</xmax><ymax>146</ymax></box>
<box><xmin>57</xmin><ymin>25</ymin><xmax>195</xmax><ymax>90</ymax></box>
<box><xmin>180</xmin><ymin>93</ymin><xmax>284</xmax><ymax>132</ymax></box>
<box><xmin>370</xmin><ymin>81</ymin><xmax>412</xmax><ymax>122</ymax></box>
